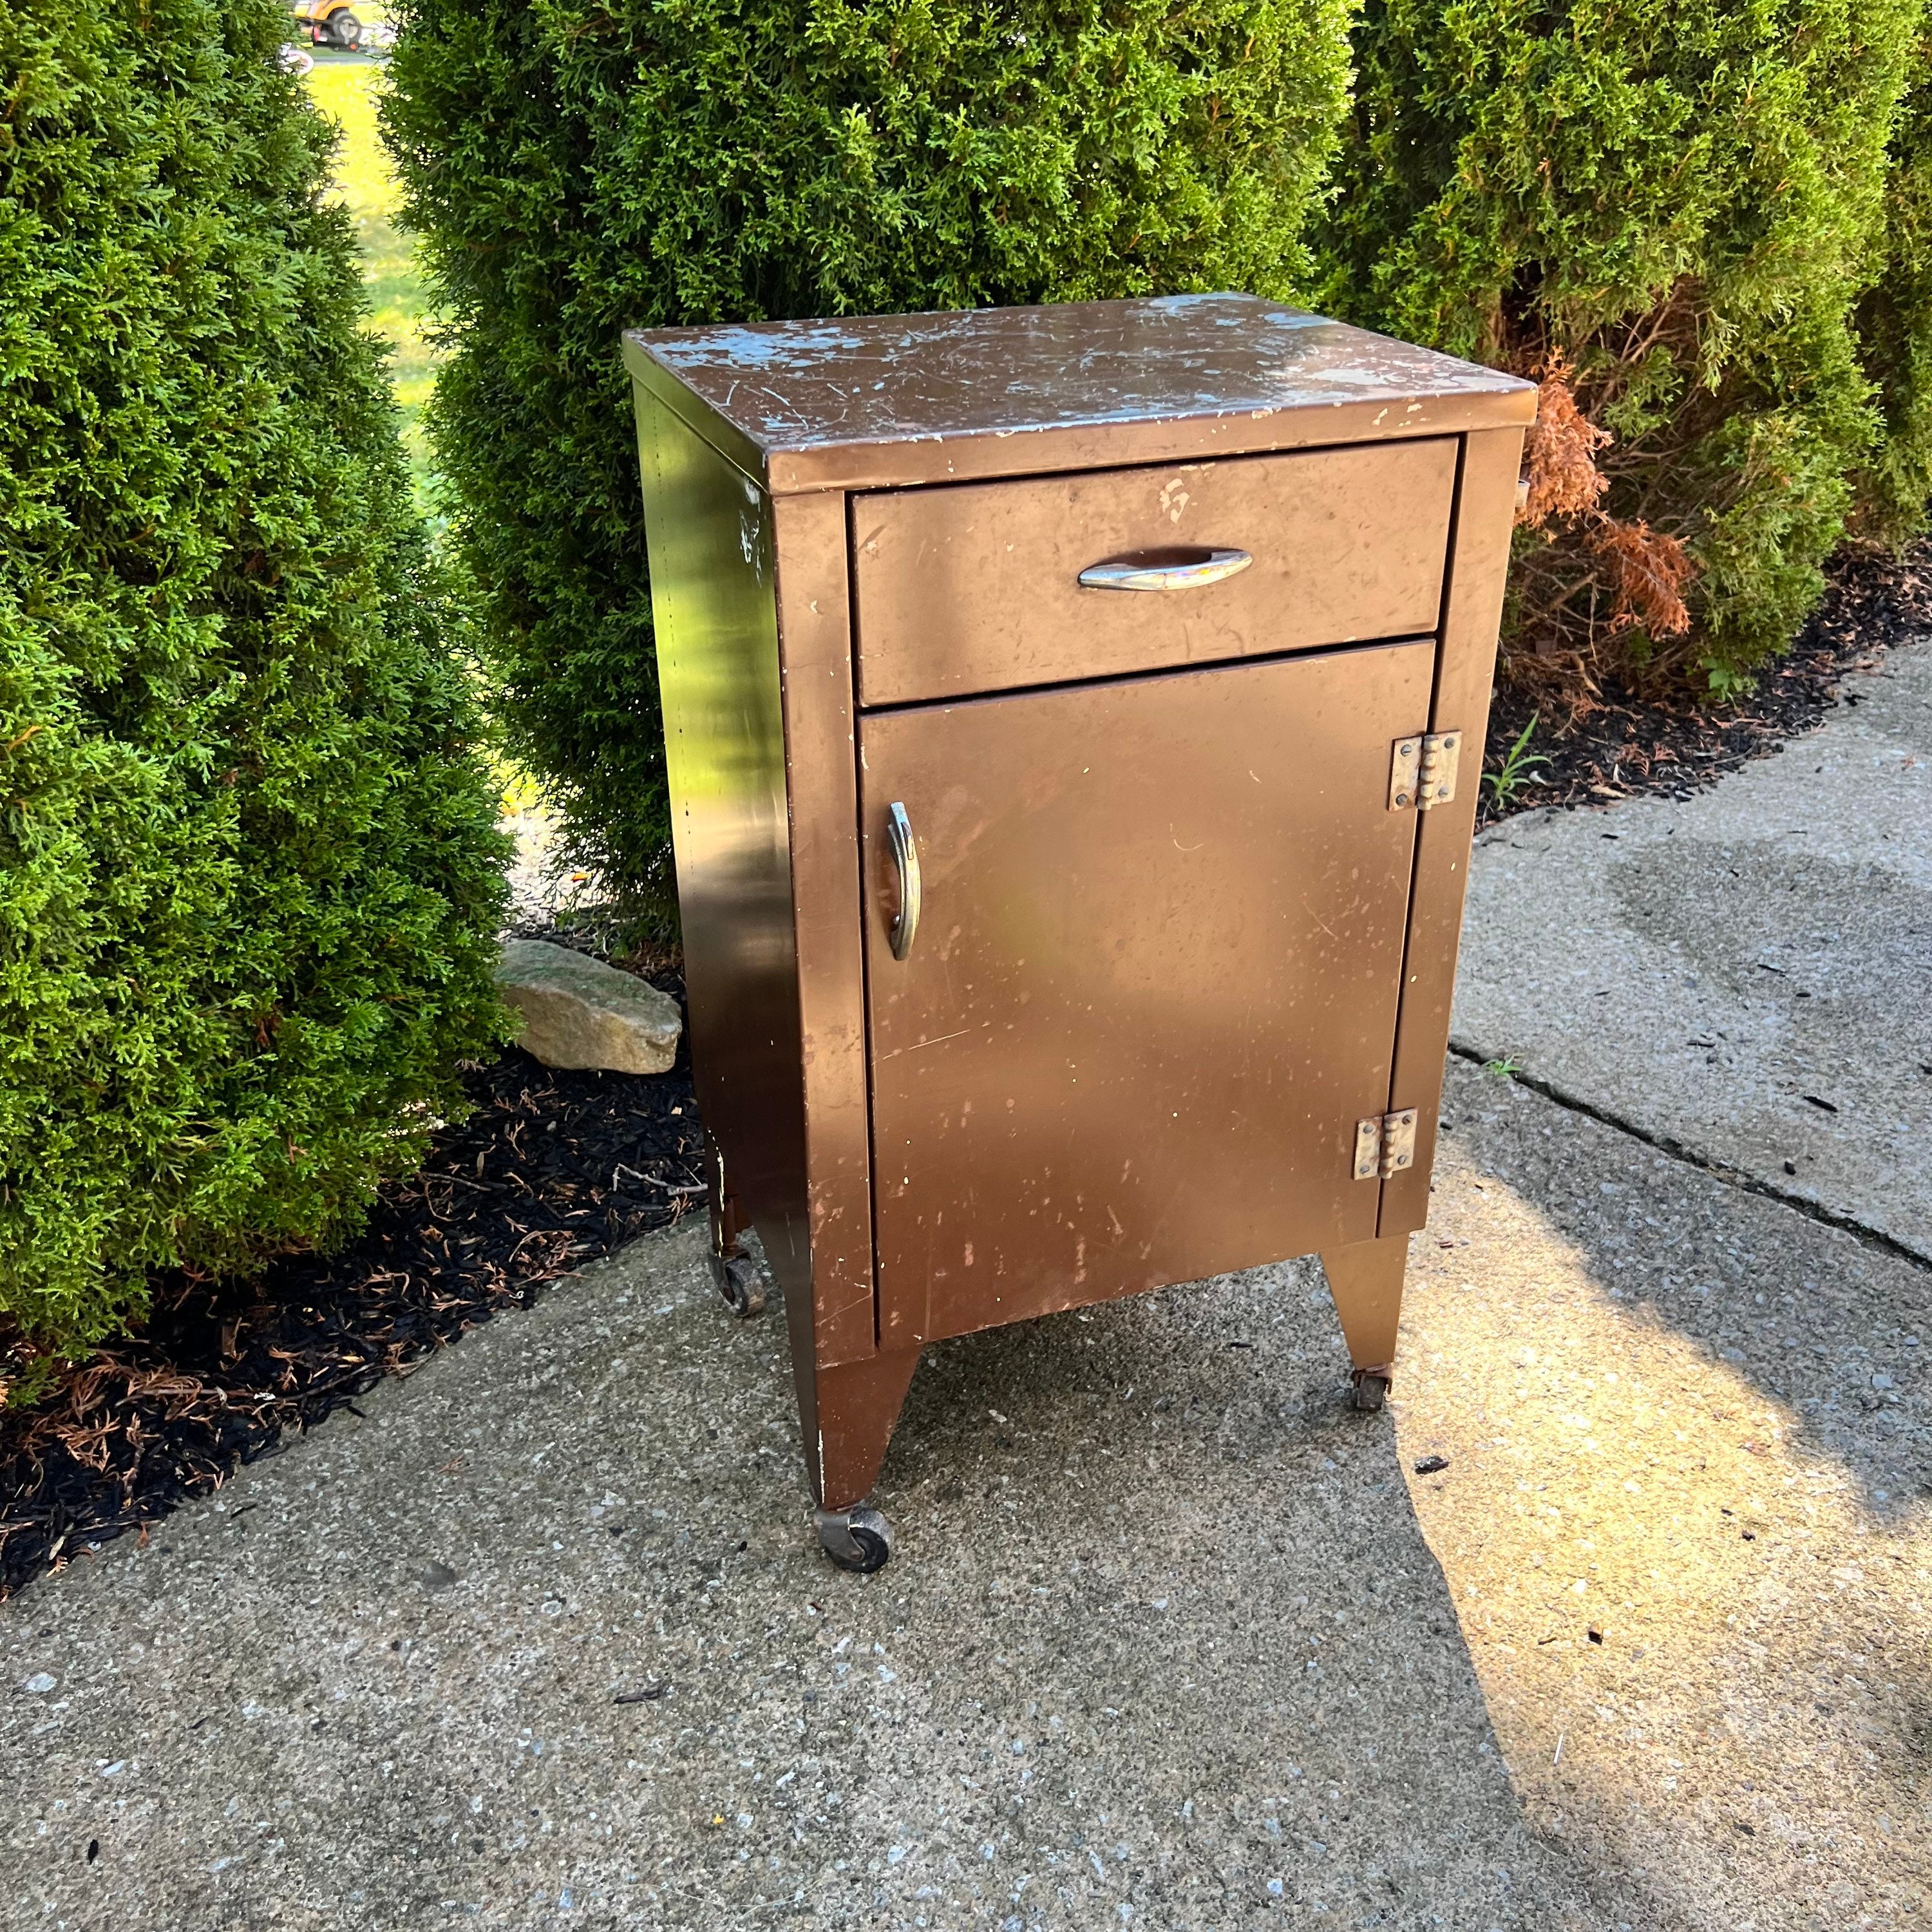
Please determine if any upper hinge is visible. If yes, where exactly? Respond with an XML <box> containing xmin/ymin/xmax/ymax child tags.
<box><xmin>1353</xmin><ymin>1109</ymin><xmax>1419</xmax><ymax>1182</ymax></box>
<box><xmin>1387</xmin><ymin>730</ymin><xmax>1463</xmax><ymax>811</ymax></box>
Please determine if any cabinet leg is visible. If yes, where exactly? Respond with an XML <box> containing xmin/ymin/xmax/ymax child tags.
<box><xmin>800</xmin><ymin>1347</ymin><xmax>921</xmax><ymax>1512</ymax></box>
<box><xmin>1320</xmin><ymin>1234</ymin><xmax>1410</xmax><ymax>1401</ymax></box>
<box><xmin>705</xmin><ymin>1127</ymin><xmax>743</xmax><ymax>1262</ymax></box>
<box><xmin>703</xmin><ymin>1131</ymin><xmax>768</xmax><ymax>1316</ymax></box>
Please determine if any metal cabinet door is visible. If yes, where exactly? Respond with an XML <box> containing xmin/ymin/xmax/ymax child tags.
<box><xmin>859</xmin><ymin>638</ymin><xmax>1434</xmax><ymax>1347</ymax></box>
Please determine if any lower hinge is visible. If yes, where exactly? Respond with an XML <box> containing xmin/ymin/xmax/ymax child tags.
<box><xmin>1353</xmin><ymin>1109</ymin><xmax>1418</xmax><ymax>1181</ymax></box>
<box><xmin>1388</xmin><ymin>730</ymin><xmax>1463</xmax><ymax>811</ymax></box>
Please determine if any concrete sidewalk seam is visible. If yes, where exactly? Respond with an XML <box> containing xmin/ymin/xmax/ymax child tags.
<box><xmin>1446</xmin><ymin>1041</ymin><xmax>1932</xmax><ymax>1276</ymax></box>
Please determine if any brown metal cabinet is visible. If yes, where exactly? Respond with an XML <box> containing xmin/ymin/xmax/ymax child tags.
<box><xmin>623</xmin><ymin>297</ymin><xmax>1533</xmax><ymax>1571</ymax></box>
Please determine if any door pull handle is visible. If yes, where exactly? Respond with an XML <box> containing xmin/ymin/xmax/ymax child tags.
<box><xmin>1077</xmin><ymin>547</ymin><xmax>1253</xmax><ymax>592</ymax></box>
<box><xmin>886</xmin><ymin>801</ymin><xmax>920</xmax><ymax>960</ymax></box>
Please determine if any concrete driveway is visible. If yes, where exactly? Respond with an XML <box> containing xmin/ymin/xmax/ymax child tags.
<box><xmin>4</xmin><ymin>643</ymin><xmax>1927</xmax><ymax>1931</ymax></box>
<box><xmin>1454</xmin><ymin>638</ymin><xmax>1931</xmax><ymax>1265</ymax></box>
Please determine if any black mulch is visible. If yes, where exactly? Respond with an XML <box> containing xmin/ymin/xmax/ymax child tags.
<box><xmin>1477</xmin><ymin>537</ymin><xmax>1932</xmax><ymax>828</ymax></box>
<box><xmin>0</xmin><ymin>1014</ymin><xmax>701</xmax><ymax>1601</ymax></box>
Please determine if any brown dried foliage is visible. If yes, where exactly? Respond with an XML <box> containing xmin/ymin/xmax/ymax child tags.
<box><xmin>1519</xmin><ymin>363</ymin><xmax>1612</xmax><ymax>529</ymax></box>
<box><xmin>1509</xmin><ymin>355</ymin><xmax>1699</xmax><ymax>695</ymax></box>
<box><xmin>1593</xmin><ymin>519</ymin><xmax>1692</xmax><ymax>638</ymax></box>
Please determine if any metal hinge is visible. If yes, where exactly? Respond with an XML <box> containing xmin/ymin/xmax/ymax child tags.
<box><xmin>1388</xmin><ymin>731</ymin><xmax>1462</xmax><ymax>811</ymax></box>
<box><xmin>1353</xmin><ymin>1109</ymin><xmax>1418</xmax><ymax>1181</ymax></box>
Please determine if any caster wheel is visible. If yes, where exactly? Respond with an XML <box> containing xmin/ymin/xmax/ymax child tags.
<box><xmin>815</xmin><ymin>1504</ymin><xmax>893</xmax><ymax>1574</ymax></box>
<box><xmin>1350</xmin><ymin>1371</ymin><xmax>1390</xmax><ymax>1413</ymax></box>
<box><xmin>708</xmin><ymin>1249</ymin><xmax>766</xmax><ymax>1318</ymax></box>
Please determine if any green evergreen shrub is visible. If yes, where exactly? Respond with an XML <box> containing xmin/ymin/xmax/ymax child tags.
<box><xmin>1318</xmin><ymin>0</ymin><xmax>1924</xmax><ymax>696</ymax></box>
<box><xmin>1</xmin><ymin>0</ymin><xmax>511</xmax><ymax>1381</ymax></box>
<box><xmin>381</xmin><ymin>0</ymin><xmax>1356</xmax><ymax>920</ymax></box>
<box><xmin>1855</xmin><ymin>38</ymin><xmax>1932</xmax><ymax>547</ymax></box>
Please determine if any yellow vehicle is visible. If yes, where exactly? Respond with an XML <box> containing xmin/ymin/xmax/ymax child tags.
<box><xmin>288</xmin><ymin>0</ymin><xmax>375</xmax><ymax>50</ymax></box>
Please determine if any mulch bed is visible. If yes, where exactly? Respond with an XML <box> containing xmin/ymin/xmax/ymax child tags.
<box><xmin>6</xmin><ymin>539</ymin><xmax>1927</xmax><ymax>1602</ymax></box>
<box><xmin>1477</xmin><ymin>537</ymin><xmax>1932</xmax><ymax>828</ymax></box>
<box><xmin>0</xmin><ymin>1020</ymin><xmax>701</xmax><ymax>1602</ymax></box>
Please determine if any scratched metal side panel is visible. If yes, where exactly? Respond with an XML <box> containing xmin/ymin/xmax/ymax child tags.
<box><xmin>632</xmin><ymin>387</ymin><xmax>810</xmax><ymax>1301</ymax></box>
<box><xmin>770</xmin><ymin>491</ymin><xmax>876</xmax><ymax>1368</ymax></box>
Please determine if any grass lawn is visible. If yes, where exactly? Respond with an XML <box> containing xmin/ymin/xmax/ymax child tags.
<box><xmin>305</xmin><ymin>56</ymin><xmax>439</xmax><ymax>498</ymax></box>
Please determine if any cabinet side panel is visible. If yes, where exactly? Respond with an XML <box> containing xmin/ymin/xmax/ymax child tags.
<box><xmin>771</xmin><ymin>493</ymin><xmax>876</xmax><ymax>1368</ymax></box>
<box><xmin>1379</xmin><ymin>426</ymin><xmax>1526</xmax><ymax>1236</ymax></box>
<box><xmin>633</xmin><ymin>388</ymin><xmax>808</xmax><ymax>1280</ymax></box>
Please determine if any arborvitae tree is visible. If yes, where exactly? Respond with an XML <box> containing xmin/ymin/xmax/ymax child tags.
<box><xmin>1855</xmin><ymin>39</ymin><xmax>1932</xmax><ymax>548</ymax></box>
<box><xmin>1318</xmin><ymin>0</ymin><xmax>1924</xmax><ymax>696</ymax></box>
<box><xmin>381</xmin><ymin>0</ymin><xmax>1356</xmax><ymax>923</ymax></box>
<box><xmin>1</xmin><ymin>0</ymin><xmax>509</xmax><ymax>1381</ymax></box>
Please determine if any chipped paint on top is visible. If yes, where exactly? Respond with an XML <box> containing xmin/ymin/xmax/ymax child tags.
<box><xmin>627</xmin><ymin>294</ymin><xmax>1531</xmax><ymax>469</ymax></box>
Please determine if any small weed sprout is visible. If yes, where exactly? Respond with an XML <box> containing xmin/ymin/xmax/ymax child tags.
<box><xmin>1484</xmin><ymin>715</ymin><xmax>1550</xmax><ymax>810</ymax></box>
<box><xmin>1482</xmin><ymin>1057</ymin><xmax>1522</xmax><ymax>1079</ymax></box>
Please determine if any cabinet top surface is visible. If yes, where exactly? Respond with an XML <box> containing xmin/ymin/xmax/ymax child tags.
<box><xmin>623</xmin><ymin>294</ymin><xmax>1535</xmax><ymax>494</ymax></box>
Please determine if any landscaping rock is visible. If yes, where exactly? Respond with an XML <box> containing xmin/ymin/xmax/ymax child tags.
<box><xmin>493</xmin><ymin>940</ymin><xmax>681</xmax><ymax>1075</ymax></box>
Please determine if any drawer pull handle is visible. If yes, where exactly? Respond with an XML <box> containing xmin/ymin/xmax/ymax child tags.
<box><xmin>1077</xmin><ymin>547</ymin><xmax>1253</xmax><ymax>592</ymax></box>
<box><xmin>887</xmin><ymin>800</ymin><xmax>921</xmax><ymax>961</ymax></box>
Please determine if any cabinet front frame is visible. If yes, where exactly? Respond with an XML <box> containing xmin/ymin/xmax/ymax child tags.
<box><xmin>757</xmin><ymin>424</ymin><xmax>1525</xmax><ymax>1368</ymax></box>
<box><xmin>823</xmin><ymin>431</ymin><xmax>1530</xmax><ymax>1352</ymax></box>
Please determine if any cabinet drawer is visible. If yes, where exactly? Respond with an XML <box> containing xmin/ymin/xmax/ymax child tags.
<box><xmin>851</xmin><ymin>438</ymin><xmax>1456</xmax><ymax>707</ymax></box>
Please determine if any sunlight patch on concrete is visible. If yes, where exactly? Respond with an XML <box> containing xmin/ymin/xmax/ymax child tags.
<box><xmin>1396</xmin><ymin>1103</ymin><xmax>1929</xmax><ymax>1926</ymax></box>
